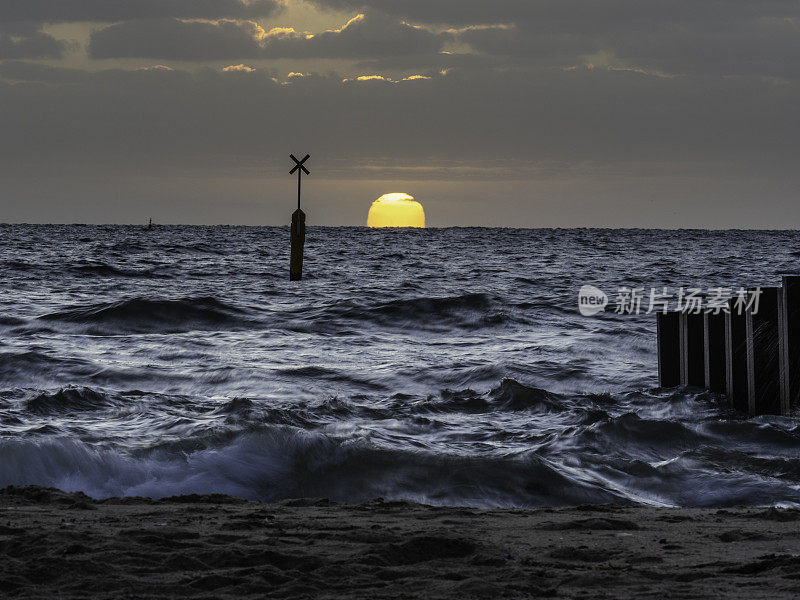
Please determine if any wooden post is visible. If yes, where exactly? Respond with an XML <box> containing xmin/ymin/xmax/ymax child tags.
<box><xmin>725</xmin><ymin>297</ymin><xmax>749</xmax><ymax>412</ymax></box>
<box><xmin>746</xmin><ymin>287</ymin><xmax>780</xmax><ymax>416</ymax></box>
<box><xmin>704</xmin><ymin>311</ymin><xmax>727</xmax><ymax>393</ymax></box>
<box><xmin>657</xmin><ymin>312</ymin><xmax>681</xmax><ymax>387</ymax></box>
<box><xmin>290</xmin><ymin>209</ymin><xmax>306</xmax><ymax>281</ymax></box>
<box><xmin>778</xmin><ymin>275</ymin><xmax>800</xmax><ymax>415</ymax></box>
<box><xmin>288</xmin><ymin>153</ymin><xmax>310</xmax><ymax>281</ymax></box>
<box><xmin>679</xmin><ymin>312</ymin><xmax>705</xmax><ymax>387</ymax></box>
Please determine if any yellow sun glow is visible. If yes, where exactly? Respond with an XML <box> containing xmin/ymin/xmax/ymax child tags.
<box><xmin>367</xmin><ymin>193</ymin><xmax>426</xmax><ymax>228</ymax></box>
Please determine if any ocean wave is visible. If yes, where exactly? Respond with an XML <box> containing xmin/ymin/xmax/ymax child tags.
<box><xmin>38</xmin><ymin>296</ymin><xmax>255</xmax><ymax>334</ymax></box>
<box><xmin>4</xmin><ymin>226</ymin><xmax>800</xmax><ymax>508</ymax></box>
<box><xmin>211</xmin><ymin>397</ymin><xmax>255</xmax><ymax>416</ymax></box>
<box><xmin>291</xmin><ymin>293</ymin><xmax>509</xmax><ymax>333</ymax></box>
<box><xmin>566</xmin><ymin>412</ymin><xmax>709</xmax><ymax>461</ymax></box>
<box><xmin>26</xmin><ymin>387</ymin><xmax>119</xmax><ymax>415</ymax></box>
<box><xmin>0</xmin><ymin>351</ymin><xmax>94</xmax><ymax>382</ymax></box>
<box><xmin>68</xmin><ymin>262</ymin><xmax>166</xmax><ymax>278</ymax></box>
<box><xmin>0</xmin><ymin>316</ymin><xmax>26</xmax><ymax>326</ymax></box>
<box><xmin>0</xmin><ymin>427</ymin><xmax>624</xmax><ymax>507</ymax></box>
<box><xmin>1</xmin><ymin>380</ymin><xmax>800</xmax><ymax>507</ymax></box>
<box><xmin>1</xmin><ymin>260</ymin><xmax>34</xmax><ymax>271</ymax></box>
<box><xmin>424</xmin><ymin>379</ymin><xmax>566</xmax><ymax>414</ymax></box>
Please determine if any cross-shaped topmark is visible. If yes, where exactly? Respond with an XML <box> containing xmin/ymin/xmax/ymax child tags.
<box><xmin>290</xmin><ymin>154</ymin><xmax>310</xmax><ymax>176</ymax></box>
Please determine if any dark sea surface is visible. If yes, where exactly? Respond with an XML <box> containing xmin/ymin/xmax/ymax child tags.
<box><xmin>1</xmin><ymin>224</ymin><xmax>800</xmax><ymax>507</ymax></box>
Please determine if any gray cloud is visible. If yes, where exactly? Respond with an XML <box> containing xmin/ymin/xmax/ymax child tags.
<box><xmin>606</xmin><ymin>19</ymin><xmax>800</xmax><ymax>78</ymax></box>
<box><xmin>89</xmin><ymin>19</ymin><xmax>265</xmax><ymax>60</ymax></box>
<box><xmin>310</xmin><ymin>1</ymin><xmax>800</xmax><ymax>78</ymax></box>
<box><xmin>0</xmin><ymin>21</ymin><xmax>44</xmax><ymax>35</ymax></box>
<box><xmin>262</xmin><ymin>13</ymin><xmax>445</xmax><ymax>58</ymax></box>
<box><xmin>452</xmin><ymin>18</ymin><xmax>800</xmax><ymax>78</ymax></box>
<box><xmin>0</xmin><ymin>60</ymin><xmax>90</xmax><ymax>82</ymax></box>
<box><xmin>88</xmin><ymin>13</ymin><xmax>445</xmax><ymax>60</ymax></box>
<box><xmin>0</xmin><ymin>30</ymin><xmax>67</xmax><ymax>59</ymax></box>
<box><xmin>1</xmin><ymin>57</ymin><xmax>798</xmax><ymax>226</ymax></box>
<box><xmin>2</xmin><ymin>2</ymin><xmax>799</xmax><ymax>226</ymax></box>
<box><xmin>0</xmin><ymin>60</ymin><xmax>796</xmax><ymax>178</ymax></box>
<box><xmin>452</xmin><ymin>25</ymin><xmax>592</xmax><ymax>64</ymax></box>
<box><xmin>310</xmin><ymin>0</ymin><xmax>800</xmax><ymax>27</ymax></box>
<box><xmin>0</xmin><ymin>0</ymin><xmax>283</xmax><ymax>22</ymax></box>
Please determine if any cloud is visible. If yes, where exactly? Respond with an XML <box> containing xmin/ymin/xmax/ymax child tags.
<box><xmin>310</xmin><ymin>1</ymin><xmax>800</xmax><ymax>78</ymax></box>
<box><xmin>1</xmin><ymin>58</ymin><xmax>798</xmax><ymax>226</ymax></box>
<box><xmin>261</xmin><ymin>14</ymin><xmax>445</xmax><ymax>58</ymax></box>
<box><xmin>89</xmin><ymin>19</ymin><xmax>266</xmax><ymax>60</ymax></box>
<box><xmin>88</xmin><ymin>13</ymin><xmax>446</xmax><ymax>60</ymax></box>
<box><xmin>450</xmin><ymin>17</ymin><xmax>800</xmax><ymax>78</ymax></box>
<box><xmin>137</xmin><ymin>64</ymin><xmax>175</xmax><ymax>71</ymax></box>
<box><xmin>0</xmin><ymin>29</ymin><xmax>68</xmax><ymax>59</ymax></box>
<box><xmin>450</xmin><ymin>24</ymin><xmax>594</xmax><ymax>66</ymax></box>
<box><xmin>0</xmin><ymin>60</ymin><xmax>88</xmax><ymax>82</ymax></box>
<box><xmin>223</xmin><ymin>63</ymin><xmax>256</xmax><ymax>72</ymax></box>
<box><xmin>310</xmin><ymin>0</ymin><xmax>800</xmax><ymax>27</ymax></box>
<box><xmin>0</xmin><ymin>0</ymin><xmax>283</xmax><ymax>22</ymax></box>
<box><xmin>0</xmin><ymin>61</ymin><xmax>796</xmax><ymax>181</ymax></box>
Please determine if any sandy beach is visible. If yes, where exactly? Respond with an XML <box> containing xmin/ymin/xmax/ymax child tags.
<box><xmin>0</xmin><ymin>486</ymin><xmax>799</xmax><ymax>599</ymax></box>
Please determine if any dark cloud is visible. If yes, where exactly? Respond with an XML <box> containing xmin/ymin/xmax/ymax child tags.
<box><xmin>310</xmin><ymin>1</ymin><xmax>800</xmax><ymax>78</ymax></box>
<box><xmin>452</xmin><ymin>18</ymin><xmax>800</xmax><ymax>78</ymax></box>
<box><xmin>88</xmin><ymin>13</ymin><xmax>445</xmax><ymax>60</ymax></box>
<box><xmin>262</xmin><ymin>13</ymin><xmax>444</xmax><ymax>58</ymax></box>
<box><xmin>89</xmin><ymin>19</ymin><xmax>265</xmax><ymax>60</ymax></box>
<box><xmin>605</xmin><ymin>19</ymin><xmax>800</xmax><ymax>78</ymax></box>
<box><xmin>0</xmin><ymin>60</ymin><xmax>90</xmax><ymax>82</ymax></box>
<box><xmin>0</xmin><ymin>61</ymin><xmax>796</xmax><ymax>178</ymax></box>
<box><xmin>1</xmin><ymin>58</ymin><xmax>797</xmax><ymax>226</ymax></box>
<box><xmin>452</xmin><ymin>25</ymin><xmax>592</xmax><ymax>65</ymax></box>
<box><xmin>0</xmin><ymin>21</ymin><xmax>44</xmax><ymax>35</ymax></box>
<box><xmin>310</xmin><ymin>0</ymin><xmax>800</xmax><ymax>27</ymax></box>
<box><xmin>0</xmin><ymin>0</ymin><xmax>283</xmax><ymax>22</ymax></box>
<box><xmin>0</xmin><ymin>30</ymin><xmax>67</xmax><ymax>59</ymax></box>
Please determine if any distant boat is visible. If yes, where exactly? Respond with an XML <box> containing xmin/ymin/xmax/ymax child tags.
<box><xmin>147</xmin><ymin>218</ymin><xmax>153</xmax><ymax>230</ymax></box>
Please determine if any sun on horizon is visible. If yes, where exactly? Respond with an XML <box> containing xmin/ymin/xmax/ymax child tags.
<box><xmin>367</xmin><ymin>193</ymin><xmax>426</xmax><ymax>228</ymax></box>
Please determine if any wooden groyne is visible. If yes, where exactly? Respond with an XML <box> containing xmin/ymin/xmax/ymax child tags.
<box><xmin>658</xmin><ymin>275</ymin><xmax>799</xmax><ymax>416</ymax></box>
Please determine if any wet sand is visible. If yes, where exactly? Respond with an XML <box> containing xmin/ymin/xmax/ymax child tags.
<box><xmin>2</xmin><ymin>486</ymin><xmax>800</xmax><ymax>599</ymax></box>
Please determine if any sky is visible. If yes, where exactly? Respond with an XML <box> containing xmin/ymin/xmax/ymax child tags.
<box><xmin>1</xmin><ymin>0</ymin><xmax>798</xmax><ymax>227</ymax></box>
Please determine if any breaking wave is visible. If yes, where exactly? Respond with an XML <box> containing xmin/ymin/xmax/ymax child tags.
<box><xmin>0</xmin><ymin>427</ymin><xmax>621</xmax><ymax>507</ymax></box>
<box><xmin>39</xmin><ymin>297</ymin><xmax>255</xmax><ymax>334</ymax></box>
<box><xmin>1</xmin><ymin>379</ymin><xmax>799</xmax><ymax>507</ymax></box>
<box><xmin>3</xmin><ymin>225</ymin><xmax>800</xmax><ymax>507</ymax></box>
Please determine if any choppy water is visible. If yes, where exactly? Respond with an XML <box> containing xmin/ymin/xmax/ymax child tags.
<box><xmin>1</xmin><ymin>224</ymin><xmax>800</xmax><ymax>507</ymax></box>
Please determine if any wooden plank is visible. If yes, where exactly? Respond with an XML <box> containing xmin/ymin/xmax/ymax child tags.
<box><xmin>778</xmin><ymin>275</ymin><xmax>800</xmax><ymax>414</ymax></box>
<box><xmin>290</xmin><ymin>209</ymin><xmax>306</xmax><ymax>281</ymax></box>
<box><xmin>746</xmin><ymin>287</ymin><xmax>780</xmax><ymax>416</ymax></box>
<box><xmin>725</xmin><ymin>298</ymin><xmax>749</xmax><ymax>412</ymax></box>
<box><xmin>657</xmin><ymin>312</ymin><xmax>681</xmax><ymax>387</ymax></box>
<box><xmin>704</xmin><ymin>311</ymin><xmax>727</xmax><ymax>393</ymax></box>
<box><xmin>679</xmin><ymin>312</ymin><xmax>705</xmax><ymax>387</ymax></box>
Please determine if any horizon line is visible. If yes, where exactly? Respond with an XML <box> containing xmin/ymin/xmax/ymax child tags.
<box><xmin>1</xmin><ymin>223</ymin><xmax>798</xmax><ymax>232</ymax></box>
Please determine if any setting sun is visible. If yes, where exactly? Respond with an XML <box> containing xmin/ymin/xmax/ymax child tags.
<box><xmin>367</xmin><ymin>193</ymin><xmax>426</xmax><ymax>228</ymax></box>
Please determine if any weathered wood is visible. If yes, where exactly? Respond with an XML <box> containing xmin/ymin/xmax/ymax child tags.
<box><xmin>290</xmin><ymin>209</ymin><xmax>306</xmax><ymax>281</ymax></box>
<box><xmin>657</xmin><ymin>312</ymin><xmax>681</xmax><ymax>387</ymax></box>
<box><xmin>704</xmin><ymin>311</ymin><xmax>727</xmax><ymax>393</ymax></box>
<box><xmin>679</xmin><ymin>312</ymin><xmax>705</xmax><ymax>387</ymax></box>
<box><xmin>288</xmin><ymin>153</ymin><xmax>310</xmax><ymax>281</ymax></box>
<box><xmin>778</xmin><ymin>275</ymin><xmax>800</xmax><ymax>415</ymax></box>
<box><xmin>746</xmin><ymin>287</ymin><xmax>780</xmax><ymax>416</ymax></box>
<box><xmin>725</xmin><ymin>298</ymin><xmax>749</xmax><ymax>412</ymax></box>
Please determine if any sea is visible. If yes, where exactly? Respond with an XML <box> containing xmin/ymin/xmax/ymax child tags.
<box><xmin>1</xmin><ymin>224</ymin><xmax>799</xmax><ymax>508</ymax></box>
